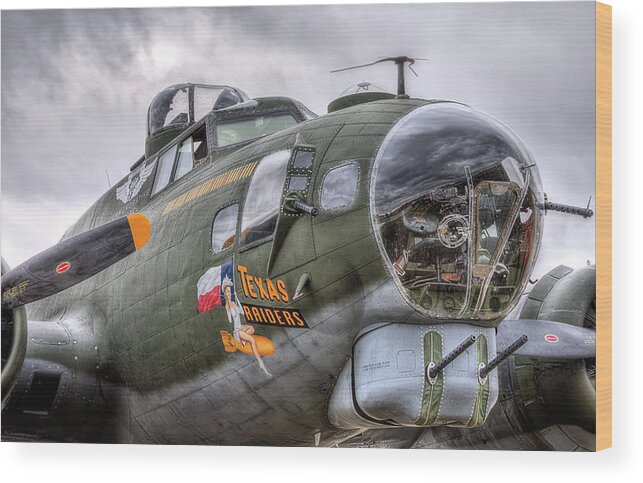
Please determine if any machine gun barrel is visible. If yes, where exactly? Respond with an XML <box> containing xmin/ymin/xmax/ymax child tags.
<box><xmin>479</xmin><ymin>335</ymin><xmax>528</xmax><ymax>380</ymax></box>
<box><xmin>428</xmin><ymin>335</ymin><xmax>477</xmax><ymax>379</ymax></box>
<box><xmin>293</xmin><ymin>200</ymin><xmax>319</xmax><ymax>217</ymax></box>
<box><xmin>542</xmin><ymin>201</ymin><xmax>593</xmax><ymax>218</ymax></box>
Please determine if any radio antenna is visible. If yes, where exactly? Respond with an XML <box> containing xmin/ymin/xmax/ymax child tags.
<box><xmin>331</xmin><ymin>56</ymin><xmax>426</xmax><ymax>99</ymax></box>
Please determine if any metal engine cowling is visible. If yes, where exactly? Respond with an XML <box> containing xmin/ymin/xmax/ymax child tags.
<box><xmin>513</xmin><ymin>265</ymin><xmax>596</xmax><ymax>436</ymax></box>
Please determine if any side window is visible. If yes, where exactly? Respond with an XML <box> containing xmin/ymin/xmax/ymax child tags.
<box><xmin>211</xmin><ymin>204</ymin><xmax>239</xmax><ymax>254</ymax></box>
<box><xmin>193</xmin><ymin>127</ymin><xmax>208</xmax><ymax>168</ymax></box>
<box><xmin>321</xmin><ymin>163</ymin><xmax>359</xmax><ymax>211</ymax></box>
<box><xmin>174</xmin><ymin>126</ymin><xmax>209</xmax><ymax>182</ymax></box>
<box><xmin>216</xmin><ymin>114</ymin><xmax>298</xmax><ymax>147</ymax></box>
<box><xmin>240</xmin><ymin>149</ymin><xmax>291</xmax><ymax>246</ymax></box>
<box><xmin>174</xmin><ymin>137</ymin><xmax>193</xmax><ymax>181</ymax></box>
<box><xmin>151</xmin><ymin>146</ymin><xmax>177</xmax><ymax>195</ymax></box>
<box><xmin>284</xmin><ymin>147</ymin><xmax>315</xmax><ymax>205</ymax></box>
<box><xmin>292</xmin><ymin>149</ymin><xmax>314</xmax><ymax>169</ymax></box>
<box><xmin>288</xmin><ymin>175</ymin><xmax>308</xmax><ymax>191</ymax></box>
<box><xmin>151</xmin><ymin>126</ymin><xmax>209</xmax><ymax>195</ymax></box>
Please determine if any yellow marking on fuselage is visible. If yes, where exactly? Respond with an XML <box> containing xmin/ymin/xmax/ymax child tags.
<box><xmin>242</xmin><ymin>163</ymin><xmax>254</xmax><ymax>178</ymax></box>
<box><xmin>206</xmin><ymin>178</ymin><xmax>217</xmax><ymax>192</ymax></box>
<box><xmin>127</xmin><ymin>213</ymin><xmax>152</xmax><ymax>250</ymax></box>
<box><xmin>162</xmin><ymin>161</ymin><xmax>258</xmax><ymax>216</ymax></box>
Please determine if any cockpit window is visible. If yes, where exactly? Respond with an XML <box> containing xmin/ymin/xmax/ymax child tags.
<box><xmin>147</xmin><ymin>84</ymin><xmax>248</xmax><ymax>138</ymax></box>
<box><xmin>151</xmin><ymin>125</ymin><xmax>209</xmax><ymax>195</ymax></box>
<box><xmin>212</xmin><ymin>204</ymin><xmax>239</xmax><ymax>254</ymax></box>
<box><xmin>148</xmin><ymin>86</ymin><xmax>189</xmax><ymax>135</ymax></box>
<box><xmin>321</xmin><ymin>163</ymin><xmax>359</xmax><ymax>211</ymax></box>
<box><xmin>372</xmin><ymin>103</ymin><xmax>543</xmax><ymax>321</ymax></box>
<box><xmin>193</xmin><ymin>86</ymin><xmax>245</xmax><ymax>121</ymax></box>
<box><xmin>192</xmin><ymin>127</ymin><xmax>208</xmax><ymax>168</ymax></box>
<box><xmin>216</xmin><ymin>114</ymin><xmax>298</xmax><ymax>147</ymax></box>
<box><xmin>240</xmin><ymin>150</ymin><xmax>291</xmax><ymax>247</ymax></box>
<box><xmin>174</xmin><ymin>137</ymin><xmax>194</xmax><ymax>181</ymax></box>
<box><xmin>151</xmin><ymin>146</ymin><xmax>177</xmax><ymax>195</ymax></box>
<box><xmin>174</xmin><ymin>126</ymin><xmax>209</xmax><ymax>182</ymax></box>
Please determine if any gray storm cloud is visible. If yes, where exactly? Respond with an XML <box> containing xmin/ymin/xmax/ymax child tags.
<box><xmin>1</xmin><ymin>2</ymin><xmax>595</xmax><ymax>277</ymax></box>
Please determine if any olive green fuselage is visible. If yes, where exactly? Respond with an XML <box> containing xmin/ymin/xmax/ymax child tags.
<box><xmin>7</xmin><ymin>99</ymin><xmax>429</xmax><ymax>444</ymax></box>
<box><xmin>2</xmin><ymin>96</ymin><xmax>597</xmax><ymax>452</ymax></box>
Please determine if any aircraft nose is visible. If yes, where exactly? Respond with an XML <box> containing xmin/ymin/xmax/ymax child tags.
<box><xmin>370</xmin><ymin>102</ymin><xmax>544</xmax><ymax>322</ymax></box>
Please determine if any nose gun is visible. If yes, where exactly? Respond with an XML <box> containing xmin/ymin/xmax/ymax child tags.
<box><xmin>540</xmin><ymin>200</ymin><xmax>594</xmax><ymax>218</ymax></box>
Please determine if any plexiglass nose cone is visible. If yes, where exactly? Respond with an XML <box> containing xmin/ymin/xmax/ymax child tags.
<box><xmin>371</xmin><ymin>102</ymin><xmax>544</xmax><ymax>322</ymax></box>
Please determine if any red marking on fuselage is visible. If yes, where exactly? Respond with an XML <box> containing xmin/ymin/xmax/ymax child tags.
<box><xmin>544</xmin><ymin>334</ymin><xmax>559</xmax><ymax>343</ymax></box>
<box><xmin>55</xmin><ymin>262</ymin><xmax>71</xmax><ymax>274</ymax></box>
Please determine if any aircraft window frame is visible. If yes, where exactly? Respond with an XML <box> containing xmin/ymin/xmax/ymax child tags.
<box><xmin>239</xmin><ymin>149</ymin><xmax>292</xmax><ymax>249</ymax></box>
<box><xmin>171</xmin><ymin>124</ymin><xmax>209</xmax><ymax>182</ymax></box>
<box><xmin>292</xmin><ymin>149</ymin><xmax>315</xmax><ymax>170</ymax></box>
<box><xmin>150</xmin><ymin>124</ymin><xmax>209</xmax><ymax>197</ymax></box>
<box><xmin>320</xmin><ymin>162</ymin><xmax>360</xmax><ymax>212</ymax></box>
<box><xmin>214</xmin><ymin>112</ymin><xmax>298</xmax><ymax>149</ymax></box>
<box><xmin>147</xmin><ymin>85</ymin><xmax>190</xmax><ymax>136</ymax></box>
<box><xmin>211</xmin><ymin>202</ymin><xmax>240</xmax><ymax>255</ymax></box>
<box><xmin>173</xmin><ymin>137</ymin><xmax>194</xmax><ymax>182</ymax></box>
<box><xmin>293</xmin><ymin>100</ymin><xmax>319</xmax><ymax>121</ymax></box>
<box><xmin>151</xmin><ymin>144</ymin><xmax>179</xmax><ymax>196</ymax></box>
<box><xmin>369</xmin><ymin>102</ymin><xmax>543</xmax><ymax>322</ymax></box>
<box><xmin>147</xmin><ymin>84</ymin><xmax>249</xmax><ymax>138</ymax></box>
<box><xmin>471</xmin><ymin>181</ymin><xmax>522</xmax><ymax>273</ymax></box>
<box><xmin>280</xmin><ymin>146</ymin><xmax>316</xmax><ymax>218</ymax></box>
<box><xmin>192</xmin><ymin>125</ymin><xmax>209</xmax><ymax>168</ymax></box>
<box><xmin>288</xmin><ymin>175</ymin><xmax>309</xmax><ymax>192</ymax></box>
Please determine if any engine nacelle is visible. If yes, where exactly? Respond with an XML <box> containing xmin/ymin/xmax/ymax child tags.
<box><xmin>512</xmin><ymin>265</ymin><xmax>596</xmax><ymax>433</ymax></box>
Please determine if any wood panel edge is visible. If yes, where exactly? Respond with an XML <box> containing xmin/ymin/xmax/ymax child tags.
<box><xmin>595</xmin><ymin>0</ymin><xmax>612</xmax><ymax>452</ymax></box>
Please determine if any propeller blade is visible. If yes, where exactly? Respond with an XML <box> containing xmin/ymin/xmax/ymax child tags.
<box><xmin>1</xmin><ymin>213</ymin><xmax>151</xmax><ymax>310</ymax></box>
<box><xmin>497</xmin><ymin>319</ymin><xmax>595</xmax><ymax>360</ymax></box>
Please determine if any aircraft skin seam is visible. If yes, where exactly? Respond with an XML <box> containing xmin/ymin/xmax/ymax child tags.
<box><xmin>434</xmin><ymin>328</ymin><xmax>447</xmax><ymax>424</ymax></box>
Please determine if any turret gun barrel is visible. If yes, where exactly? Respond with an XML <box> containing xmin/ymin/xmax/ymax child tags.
<box><xmin>479</xmin><ymin>335</ymin><xmax>528</xmax><ymax>380</ymax></box>
<box><xmin>428</xmin><ymin>335</ymin><xmax>477</xmax><ymax>380</ymax></box>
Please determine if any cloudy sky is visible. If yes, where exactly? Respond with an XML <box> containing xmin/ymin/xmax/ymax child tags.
<box><xmin>1</xmin><ymin>2</ymin><xmax>595</xmax><ymax>278</ymax></box>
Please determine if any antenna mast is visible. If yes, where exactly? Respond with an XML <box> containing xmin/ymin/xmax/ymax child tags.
<box><xmin>331</xmin><ymin>55</ymin><xmax>425</xmax><ymax>99</ymax></box>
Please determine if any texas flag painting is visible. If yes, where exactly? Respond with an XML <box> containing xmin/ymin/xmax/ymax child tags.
<box><xmin>197</xmin><ymin>258</ymin><xmax>235</xmax><ymax>313</ymax></box>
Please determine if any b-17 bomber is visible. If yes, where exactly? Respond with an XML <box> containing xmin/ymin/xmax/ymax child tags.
<box><xmin>1</xmin><ymin>58</ymin><xmax>597</xmax><ymax>450</ymax></box>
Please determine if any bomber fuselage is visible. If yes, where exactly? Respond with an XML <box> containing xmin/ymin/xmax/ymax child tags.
<box><xmin>3</xmin><ymin>94</ymin><xmax>545</xmax><ymax>445</ymax></box>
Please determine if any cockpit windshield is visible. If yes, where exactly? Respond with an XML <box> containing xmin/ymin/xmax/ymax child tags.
<box><xmin>371</xmin><ymin>103</ymin><xmax>543</xmax><ymax>321</ymax></box>
<box><xmin>148</xmin><ymin>85</ymin><xmax>189</xmax><ymax>135</ymax></box>
<box><xmin>147</xmin><ymin>84</ymin><xmax>248</xmax><ymax>137</ymax></box>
